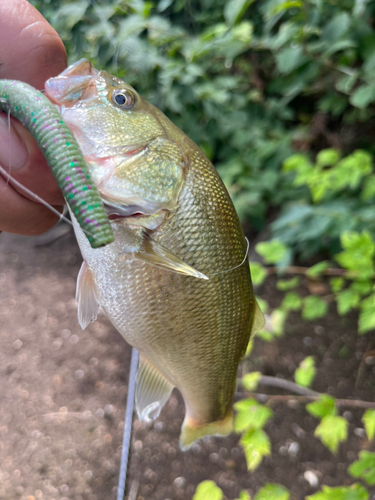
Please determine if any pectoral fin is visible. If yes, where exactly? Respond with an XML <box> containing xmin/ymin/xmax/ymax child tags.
<box><xmin>135</xmin><ymin>359</ymin><xmax>174</xmax><ymax>422</ymax></box>
<box><xmin>251</xmin><ymin>300</ymin><xmax>265</xmax><ymax>337</ymax></box>
<box><xmin>76</xmin><ymin>261</ymin><xmax>99</xmax><ymax>330</ymax></box>
<box><xmin>133</xmin><ymin>232</ymin><xmax>208</xmax><ymax>280</ymax></box>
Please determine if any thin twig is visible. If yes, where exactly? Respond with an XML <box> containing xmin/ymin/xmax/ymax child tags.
<box><xmin>238</xmin><ymin>375</ymin><xmax>320</xmax><ymax>396</ymax></box>
<box><xmin>241</xmin><ymin>393</ymin><xmax>375</xmax><ymax>409</ymax></box>
<box><xmin>259</xmin><ymin>375</ymin><xmax>320</xmax><ymax>396</ymax></box>
<box><xmin>266</xmin><ymin>265</ymin><xmax>352</xmax><ymax>277</ymax></box>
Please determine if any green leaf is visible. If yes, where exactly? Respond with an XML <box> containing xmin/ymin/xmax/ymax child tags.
<box><xmin>307</xmin><ymin>483</ymin><xmax>369</xmax><ymax>500</ymax></box>
<box><xmin>349</xmin><ymin>451</ymin><xmax>375</xmax><ymax>485</ymax></box>
<box><xmin>236</xmin><ymin>492</ymin><xmax>251</xmax><ymax>500</ymax></box>
<box><xmin>277</xmin><ymin>277</ymin><xmax>300</xmax><ymax>291</ymax></box>
<box><xmin>306</xmin><ymin>394</ymin><xmax>336</xmax><ymax>419</ymax></box>
<box><xmin>302</xmin><ymin>296</ymin><xmax>328</xmax><ymax>320</ymax></box>
<box><xmin>240</xmin><ymin>428</ymin><xmax>271</xmax><ymax>471</ymax></box>
<box><xmin>234</xmin><ymin>398</ymin><xmax>273</xmax><ymax>432</ymax></box>
<box><xmin>275</xmin><ymin>46</ymin><xmax>307</xmax><ymax>74</ymax></box>
<box><xmin>250</xmin><ymin>262</ymin><xmax>267</xmax><ymax>286</ymax></box>
<box><xmin>242</xmin><ymin>371</ymin><xmax>261</xmax><ymax>391</ymax></box>
<box><xmin>255</xmin><ymin>240</ymin><xmax>288</xmax><ymax>264</ymax></box>
<box><xmin>351</xmin><ymin>281</ymin><xmax>372</xmax><ymax>296</ymax></box>
<box><xmin>330</xmin><ymin>277</ymin><xmax>345</xmax><ymax>293</ymax></box>
<box><xmin>316</xmin><ymin>149</ymin><xmax>341</xmax><ymax>167</ymax></box>
<box><xmin>350</xmin><ymin>83</ymin><xmax>375</xmax><ymax>109</ymax></box>
<box><xmin>281</xmin><ymin>291</ymin><xmax>302</xmax><ymax>311</ymax></box>
<box><xmin>359</xmin><ymin>294</ymin><xmax>375</xmax><ymax>334</ymax></box>
<box><xmin>193</xmin><ymin>480</ymin><xmax>223</xmax><ymax>500</ymax></box>
<box><xmin>314</xmin><ymin>415</ymin><xmax>348</xmax><ymax>453</ymax></box>
<box><xmin>268</xmin><ymin>309</ymin><xmax>287</xmax><ymax>337</ymax></box>
<box><xmin>256</xmin><ymin>330</ymin><xmax>275</xmax><ymax>342</ymax></box>
<box><xmin>243</xmin><ymin>338</ymin><xmax>254</xmax><ymax>358</ymax></box>
<box><xmin>362</xmin><ymin>175</ymin><xmax>375</xmax><ymax>200</ymax></box>
<box><xmin>294</xmin><ymin>356</ymin><xmax>316</xmax><ymax>388</ymax></box>
<box><xmin>362</xmin><ymin>409</ymin><xmax>375</xmax><ymax>441</ymax></box>
<box><xmin>254</xmin><ymin>483</ymin><xmax>290</xmax><ymax>500</ymax></box>
<box><xmin>336</xmin><ymin>288</ymin><xmax>360</xmax><ymax>315</ymax></box>
<box><xmin>52</xmin><ymin>1</ymin><xmax>89</xmax><ymax>31</ymax></box>
<box><xmin>282</xmin><ymin>153</ymin><xmax>313</xmax><ymax>174</ymax></box>
<box><xmin>336</xmin><ymin>73</ymin><xmax>358</xmax><ymax>94</ymax></box>
<box><xmin>224</xmin><ymin>0</ymin><xmax>255</xmax><ymax>26</ymax></box>
<box><xmin>336</xmin><ymin>231</ymin><xmax>375</xmax><ymax>279</ymax></box>
<box><xmin>256</xmin><ymin>297</ymin><xmax>269</xmax><ymax>314</ymax></box>
<box><xmin>322</xmin><ymin>12</ymin><xmax>350</xmax><ymax>42</ymax></box>
<box><xmin>306</xmin><ymin>261</ymin><xmax>330</xmax><ymax>278</ymax></box>
<box><xmin>271</xmin><ymin>1</ymin><xmax>302</xmax><ymax>16</ymax></box>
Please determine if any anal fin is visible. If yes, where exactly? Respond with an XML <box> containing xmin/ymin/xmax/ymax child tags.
<box><xmin>135</xmin><ymin>359</ymin><xmax>174</xmax><ymax>422</ymax></box>
<box><xmin>76</xmin><ymin>261</ymin><xmax>99</xmax><ymax>330</ymax></box>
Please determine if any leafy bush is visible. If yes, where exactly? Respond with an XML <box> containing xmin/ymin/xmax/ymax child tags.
<box><xmin>29</xmin><ymin>0</ymin><xmax>375</xmax><ymax>498</ymax></box>
<box><xmin>31</xmin><ymin>0</ymin><xmax>375</xmax><ymax>245</ymax></box>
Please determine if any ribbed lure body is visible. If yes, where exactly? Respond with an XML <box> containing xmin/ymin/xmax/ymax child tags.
<box><xmin>0</xmin><ymin>79</ymin><xmax>114</xmax><ymax>248</ymax></box>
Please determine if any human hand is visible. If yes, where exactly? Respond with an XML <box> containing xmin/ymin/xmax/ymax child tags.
<box><xmin>0</xmin><ymin>0</ymin><xmax>67</xmax><ymax>235</ymax></box>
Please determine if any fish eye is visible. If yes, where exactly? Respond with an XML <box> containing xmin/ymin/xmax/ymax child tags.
<box><xmin>111</xmin><ymin>89</ymin><xmax>135</xmax><ymax>108</ymax></box>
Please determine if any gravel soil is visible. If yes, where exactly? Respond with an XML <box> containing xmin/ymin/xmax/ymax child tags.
<box><xmin>0</xmin><ymin>228</ymin><xmax>374</xmax><ymax>500</ymax></box>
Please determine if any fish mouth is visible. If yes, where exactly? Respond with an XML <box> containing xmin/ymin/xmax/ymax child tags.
<box><xmin>103</xmin><ymin>201</ymin><xmax>168</xmax><ymax>231</ymax></box>
<box><xmin>108</xmin><ymin>212</ymin><xmax>144</xmax><ymax>221</ymax></box>
<box><xmin>103</xmin><ymin>202</ymin><xmax>145</xmax><ymax>220</ymax></box>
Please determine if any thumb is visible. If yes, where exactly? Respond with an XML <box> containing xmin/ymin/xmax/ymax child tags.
<box><xmin>0</xmin><ymin>112</ymin><xmax>65</xmax><ymax>235</ymax></box>
<box><xmin>0</xmin><ymin>112</ymin><xmax>65</xmax><ymax>205</ymax></box>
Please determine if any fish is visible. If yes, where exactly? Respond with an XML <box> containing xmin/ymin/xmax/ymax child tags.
<box><xmin>45</xmin><ymin>58</ymin><xmax>264</xmax><ymax>450</ymax></box>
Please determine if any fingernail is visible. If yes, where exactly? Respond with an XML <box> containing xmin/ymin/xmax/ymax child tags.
<box><xmin>0</xmin><ymin>114</ymin><xmax>28</xmax><ymax>171</ymax></box>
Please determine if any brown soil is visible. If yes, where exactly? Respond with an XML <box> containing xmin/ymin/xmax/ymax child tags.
<box><xmin>0</xmin><ymin>228</ymin><xmax>374</xmax><ymax>500</ymax></box>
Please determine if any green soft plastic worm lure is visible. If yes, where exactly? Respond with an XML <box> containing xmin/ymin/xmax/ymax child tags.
<box><xmin>0</xmin><ymin>79</ymin><xmax>114</xmax><ymax>248</ymax></box>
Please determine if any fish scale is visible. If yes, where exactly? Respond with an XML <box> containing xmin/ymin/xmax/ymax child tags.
<box><xmin>73</xmin><ymin>146</ymin><xmax>253</xmax><ymax>426</ymax></box>
<box><xmin>47</xmin><ymin>58</ymin><xmax>263</xmax><ymax>449</ymax></box>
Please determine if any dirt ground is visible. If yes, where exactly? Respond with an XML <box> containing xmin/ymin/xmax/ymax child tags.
<box><xmin>0</xmin><ymin>226</ymin><xmax>374</xmax><ymax>500</ymax></box>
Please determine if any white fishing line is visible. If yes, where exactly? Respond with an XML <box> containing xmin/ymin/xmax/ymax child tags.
<box><xmin>207</xmin><ymin>236</ymin><xmax>250</xmax><ymax>277</ymax></box>
<box><xmin>6</xmin><ymin>110</ymin><xmax>11</xmax><ymax>187</ymax></box>
<box><xmin>0</xmin><ymin>165</ymin><xmax>94</xmax><ymax>238</ymax></box>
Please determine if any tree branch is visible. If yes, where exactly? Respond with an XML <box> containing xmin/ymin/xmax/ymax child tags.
<box><xmin>237</xmin><ymin>375</ymin><xmax>375</xmax><ymax>409</ymax></box>
<box><xmin>259</xmin><ymin>375</ymin><xmax>320</xmax><ymax>396</ymax></box>
<box><xmin>266</xmin><ymin>265</ymin><xmax>352</xmax><ymax>277</ymax></box>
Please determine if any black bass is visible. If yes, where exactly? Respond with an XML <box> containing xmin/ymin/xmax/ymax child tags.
<box><xmin>45</xmin><ymin>59</ymin><xmax>264</xmax><ymax>449</ymax></box>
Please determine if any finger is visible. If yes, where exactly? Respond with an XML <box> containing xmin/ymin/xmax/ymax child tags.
<box><xmin>0</xmin><ymin>0</ymin><xmax>67</xmax><ymax>89</ymax></box>
<box><xmin>0</xmin><ymin>0</ymin><xmax>67</xmax><ymax>226</ymax></box>
<box><xmin>0</xmin><ymin>113</ymin><xmax>65</xmax><ymax>205</ymax></box>
<box><xmin>0</xmin><ymin>173</ymin><xmax>60</xmax><ymax>235</ymax></box>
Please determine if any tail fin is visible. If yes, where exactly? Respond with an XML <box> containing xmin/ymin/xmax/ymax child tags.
<box><xmin>179</xmin><ymin>411</ymin><xmax>233</xmax><ymax>451</ymax></box>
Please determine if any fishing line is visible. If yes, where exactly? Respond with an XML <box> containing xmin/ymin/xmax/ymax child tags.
<box><xmin>5</xmin><ymin>110</ymin><xmax>11</xmax><ymax>187</ymax></box>
<box><xmin>207</xmin><ymin>236</ymin><xmax>250</xmax><ymax>277</ymax></box>
<box><xmin>117</xmin><ymin>347</ymin><xmax>139</xmax><ymax>500</ymax></box>
<box><xmin>0</xmin><ymin>165</ymin><xmax>95</xmax><ymax>238</ymax></box>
